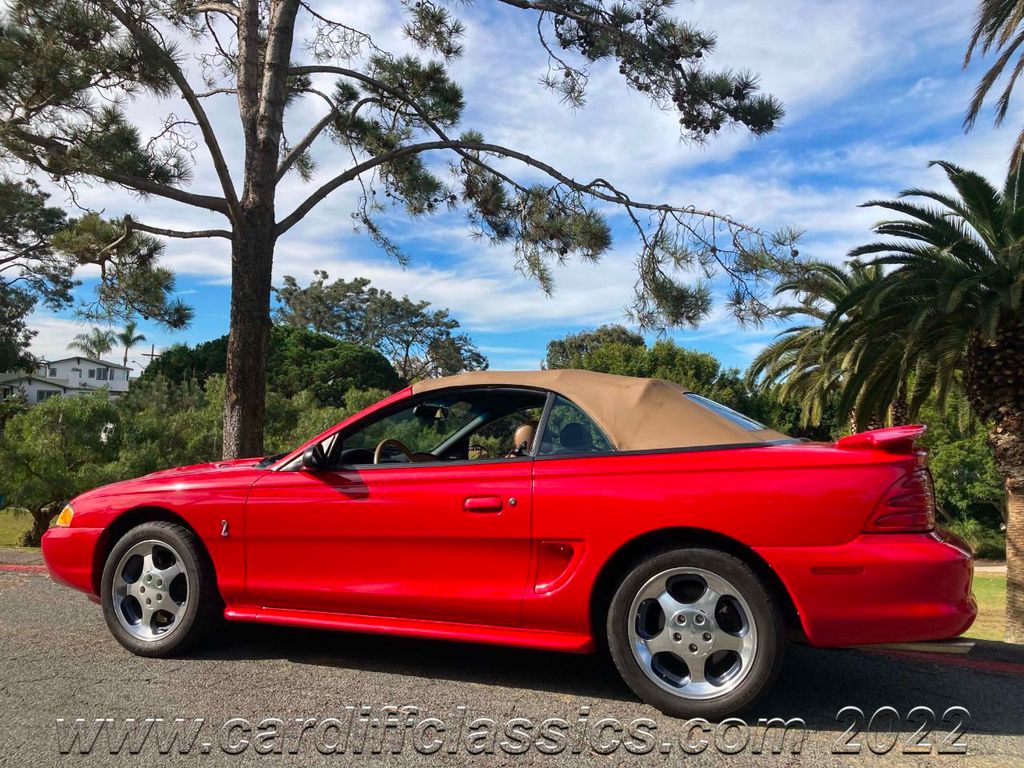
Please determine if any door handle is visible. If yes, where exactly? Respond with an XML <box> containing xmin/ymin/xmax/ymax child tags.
<box><xmin>464</xmin><ymin>496</ymin><xmax>504</xmax><ymax>513</ymax></box>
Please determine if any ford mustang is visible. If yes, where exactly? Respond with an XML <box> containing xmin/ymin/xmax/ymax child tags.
<box><xmin>42</xmin><ymin>370</ymin><xmax>976</xmax><ymax>718</ymax></box>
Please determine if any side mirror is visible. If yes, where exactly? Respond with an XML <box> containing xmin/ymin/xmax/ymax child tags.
<box><xmin>301</xmin><ymin>443</ymin><xmax>328</xmax><ymax>471</ymax></box>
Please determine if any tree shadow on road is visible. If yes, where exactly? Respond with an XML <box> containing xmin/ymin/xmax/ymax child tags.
<box><xmin>189</xmin><ymin>622</ymin><xmax>1024</xmax><ymax>735</ymax></box>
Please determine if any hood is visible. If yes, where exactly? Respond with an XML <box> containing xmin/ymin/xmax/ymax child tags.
<box><xmin>142</xmin><ymin>457</ymin><xmax>262</xmax><ymax>478</ymax></box>
<box><xmin>71</xmin><ymin>456</ymin><xmax>265</xmax><ymax>505</ymax></box>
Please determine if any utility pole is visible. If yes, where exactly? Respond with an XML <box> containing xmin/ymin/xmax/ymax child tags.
<box><xmin>131</xmin><ymin>344</ymin><xmax>162</xmax><ymax>381</ymax></box>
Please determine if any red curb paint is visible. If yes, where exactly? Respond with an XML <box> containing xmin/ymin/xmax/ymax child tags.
<box><xmin>869</xmin><ymin>649</ymin><xmax>1024</xmax><ymax>677</ymax></box>
<box><xmin>0</xmin><ymin>563</ymin><xmax>46</xmax><ymax>573</ymax></box>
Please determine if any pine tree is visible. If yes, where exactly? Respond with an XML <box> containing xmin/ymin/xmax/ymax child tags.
<box><xmin>0</xmin><ymin>0</ymin><xmax>797</xmax><ymax>457</ymax></box>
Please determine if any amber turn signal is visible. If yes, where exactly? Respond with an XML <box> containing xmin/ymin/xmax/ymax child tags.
<box><xmin>55</xmin><ymin>505</ymin><xmax>74</xmax><ymax>527</ymax></box>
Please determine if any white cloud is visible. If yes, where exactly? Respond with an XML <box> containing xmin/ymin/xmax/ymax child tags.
<box><xmin>9</xmin><ymin>0</ymin><xmax>1011</xmax><ymax>369</ymax></box>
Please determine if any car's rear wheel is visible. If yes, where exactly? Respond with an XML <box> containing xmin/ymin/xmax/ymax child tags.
<box><xmin>606</xmin><ymin>547</ymin><xmax>784</xmax><ymax>719</ymax></box>
<box><xmin>100</xmin><ymin>521</ymin><xmax>220</xmax><ymax>657</ymax></box>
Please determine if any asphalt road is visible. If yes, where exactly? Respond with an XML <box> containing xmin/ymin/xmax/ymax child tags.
<box><xmin>1</xmin><ymin>569</ymin><xmax>1023</xmax><ymax>767</ymax></box>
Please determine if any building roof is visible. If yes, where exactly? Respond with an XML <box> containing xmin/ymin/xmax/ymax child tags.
<box><xmin>41</xmin><ymin>356</ymin><xmax>129</xmax><ymax>370</ymax></box>
<box><xmin>0</xmin><ymin>373</ymin><xmax>77</xmax><ymax>390</ymax></box>
<box><xmin>411</xmin><ymin>370</ymin><xmax>789</xmax><ymax>451</ymax></box>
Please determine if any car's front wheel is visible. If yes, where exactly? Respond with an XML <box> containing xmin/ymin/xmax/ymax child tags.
<box><xmin>606</xmin><ymin>547</ymin><xmax>785</xmax><ymax>719</ymax></box>
<box><xmin>100</xmin><ymin>521</ymin><xmax>220</xmax><ymax>656</ymax></box>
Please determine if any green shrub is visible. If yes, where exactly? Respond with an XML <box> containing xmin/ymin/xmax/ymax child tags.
<box><xmin>946</xmin><ymin>516</ymin><xmax>1006</xmax><ymax>559</ymax></box>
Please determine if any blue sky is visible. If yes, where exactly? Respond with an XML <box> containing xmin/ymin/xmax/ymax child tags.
<box><xmin>26</xmin><ymin>0</ymin><xmax>1024</xmax><ymax>374</ymax></box>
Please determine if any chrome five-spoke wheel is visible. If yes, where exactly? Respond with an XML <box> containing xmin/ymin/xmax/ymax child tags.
<box><xmin>628</xmin><ymin>567</ymin><xmax>756</xmax><ymax>700</ymax></box>
<box><xmin>607</xmin><ymin>548</ymin><xmax>784</xmax><ymax>718</ymax></box>
<box><xmin>112</xmin><ymin>539</ymin><xmax>189</xmax><ymax>641</ymax></box>
<box><xmin>102</xmin><ymin>522</ymin><xmax>221</xmax><ymax>656</ymax></box>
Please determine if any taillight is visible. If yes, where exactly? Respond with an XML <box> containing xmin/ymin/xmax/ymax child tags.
<box><xmin>864</xmin><ymin>468</ymin><xmax>936</xmax><ymax>532</ymax></box>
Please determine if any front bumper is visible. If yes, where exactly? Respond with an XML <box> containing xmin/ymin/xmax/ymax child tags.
<box><xmin>41</xmin><ymin>526</ymin><xmax>104</xmax><ymax>596</ymax></box>
<box><xmin>756</xmin><ymin>532</ymin><xmax>977</xmax><ymax>647</ymax></box>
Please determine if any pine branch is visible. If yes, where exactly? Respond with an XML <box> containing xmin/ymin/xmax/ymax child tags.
<box><xmin>286</xmin><ymin>65</ymin><xmax>740</xmax><ymax>223</ymax></box>
<box><xmin>103</xmin><ymin>1</ymin><xmax>241</xmax><ymax>221</ymax></box>
<box><xmin>276</xmin><ymin>111</ymin><xmax>336</xmax><ymax>182</ymax></box>
<box><xmin>194</xmin><ymin>2</ymin><xmax>240</xmax><ymax>17</ymax></box>
<box><xmin>125</xmin><ymin>217</ymin><xmax>232</xmax><ymax>239</ymax></box>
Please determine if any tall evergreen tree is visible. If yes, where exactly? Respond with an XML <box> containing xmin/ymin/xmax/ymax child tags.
<box><xmin>274</xmin><ymin>271</ymin><xmax>486</xmax><ymax>380</ymax></box>
<box><xmin>839</xmin><ymin>160</ymin><xmax>1024</xmax><ymax>642</ymax></box>
<box><xmin>0</xmin><ymin>0</ymin><xmax>798</xmax><ymax>457</ymax></box>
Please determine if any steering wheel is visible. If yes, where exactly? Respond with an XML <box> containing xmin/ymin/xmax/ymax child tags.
<box><xmin>469</xmin><ymin>443</ymin><xmax>490</xmax><ymax>459</ymax></box>
<box><xmin>373</xmin><ymin>438</ymin><xmax>415</xmax><ymax>465</ymax></box>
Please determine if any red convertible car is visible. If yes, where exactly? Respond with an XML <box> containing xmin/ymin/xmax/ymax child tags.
<box><xmin>42</xmin><ymin>370</ymin><xmax>976</xmax><ymax>718</ymax></box>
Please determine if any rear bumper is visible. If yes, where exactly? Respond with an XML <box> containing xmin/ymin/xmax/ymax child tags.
<box><xmin>755</xmin><ymin>532</ymin><xmax>977</xmax><ymax>647</ymax></box>
<box><xmin>41</xmin><ymin>526</ymin><xmax>103</xmax><ymax>596</ymax></box>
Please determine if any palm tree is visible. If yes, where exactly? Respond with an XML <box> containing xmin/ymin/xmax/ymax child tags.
<box><xmin>116</xmin><ymin>320</ymin><xmax>146</xmax><ymax>367</ymax></box>
<box><xmin>747</xmin><ymin>259</ymin><xmax>895</xmax><ymax>429</ymax></box>
<box><xmin>964</xmin><ymin>0</ymin><xmax>1024</xmax><ymax>161</ymax></box>
<box><xmin>842</xmin><ymin>159</ymin><xmax>1024</xmax><ymax>643</ymax></box>
<box><xmin>68</xmin><ymin>327</ymin><xmax>117</xmax><ymax>360</ymax></box>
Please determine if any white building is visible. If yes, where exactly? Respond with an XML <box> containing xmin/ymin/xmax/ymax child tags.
<box><xmin>0</xmin><ymin>356</ymin><xmax>131</xmax><ymax>404</ymax></box>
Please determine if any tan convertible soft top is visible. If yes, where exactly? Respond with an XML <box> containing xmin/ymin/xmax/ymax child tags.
<box><xmin>412</xmin><ymin>370</ymin><xmax>788</xmax><ymax>451</ymax></box>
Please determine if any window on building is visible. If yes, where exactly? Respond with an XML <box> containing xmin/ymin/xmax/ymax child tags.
<box><xmin>87</xmin><ymin>369</ymin><xmax>95</xmax><ymax>379</ymax></box>
<box><xmin>36</xmin><ymin>390</ymin><xmax>58</xmax><ymax>403</ymax></box>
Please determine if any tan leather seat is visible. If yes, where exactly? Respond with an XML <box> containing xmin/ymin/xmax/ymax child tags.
<box><xmin>509</xmin><ymin>421</ymin><xmax>538</xmax><ymax>456</ymax></box>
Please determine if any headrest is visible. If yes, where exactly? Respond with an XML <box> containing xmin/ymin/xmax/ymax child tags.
<box><xmin>513</xmin><ymin>421</ymin><xmax>538</xmax><ymax>453</ymax></box>
<box><xmin>559</xmin><ymin>421</ymin><xmax>593</xmax><ymax>452</ymax></box>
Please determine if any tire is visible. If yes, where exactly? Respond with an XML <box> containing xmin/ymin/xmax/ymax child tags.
<box><xmin>100</xmin><ymin>521</ymin><xmax>221</xmax><ymax>657</ymax></box>
<box><xmin>606</xmin><ymin>547</ymin><xmax>784</xmax><ymax>719</ymax></box>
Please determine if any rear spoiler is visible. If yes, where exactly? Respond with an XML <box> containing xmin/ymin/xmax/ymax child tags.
<box><xmin>836</xmin><ymin>425</ymin><xmax>927</xmax><ymax>453</ymax></box>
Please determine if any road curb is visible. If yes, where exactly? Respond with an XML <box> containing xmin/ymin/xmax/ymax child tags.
<box><xmin>0</xmin><ymin>546</ymin><xmax>43</xmax><ymax>567</ymax></box>
<box><xmin>0</xmin><ymin>563</ymin><xmax>46</xmax><ymax>573</ymax></box>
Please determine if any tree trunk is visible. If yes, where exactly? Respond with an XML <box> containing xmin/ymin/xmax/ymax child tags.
<box><xmin>986</xmin><ymin>410</ymin><xmax>1024</xmax><ymax>644</ymax></box>
<box><xmin>965</xmin><ymin>318</ymin><xmax>1024</xmax><ymax>643</ymax></box>
<box><xmin>1008</xmin><ymin>487</ymin><xmax>1024</xmax><ymax>644</ymax></box>
<box><xmin>890</xmin><ymin>387</ymin><xmax>909</xmax><ymax>426</ymax></box>
<box><xmin>22</xmin><ymin>504</ymin><xmax>57</xmax><ymax>547</ymax></box>
<box><xmin>222</xmin><ymin>222</ymin><xmax>275</xmax><ymax>459</ymax></box>
<box><xmin>848</xmin><ymin>410</ymin><xmax>883</xmax><ymax>433</ymax></box>
<box><xmin>222</xmin><ymin>1</ymin><xmax>298</xmax><ymax>459</ymax></box>
<box><xmin>987</xmin><ymin>414</ymin><xmax>1024</xmax><ymax>643</ymax></box>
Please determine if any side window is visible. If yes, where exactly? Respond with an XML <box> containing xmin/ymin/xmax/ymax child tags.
<box><xmin>537</xmin><ymin>396</ymin><xmax>613</xmax><ymax>456</ymax></box>
<box><xmin>341</xmin><ymin>400</ymin><xmax>475</xmax><ymax>462</ymax></box>
<box><xmin>468</xmin><ymin>405</ymin><xmax>544</xmax><ymax>459</ymax></box>
<box><xmin>329</xmin><ymin>388</ymin><xmax>548</xmax><ymax>466</ymax></box>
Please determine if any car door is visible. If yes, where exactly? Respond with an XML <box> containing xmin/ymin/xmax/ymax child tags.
<box><xmin>243</xmin><ymin>390</ymin><xmax>541</xmax><ymax>627</ymax></box>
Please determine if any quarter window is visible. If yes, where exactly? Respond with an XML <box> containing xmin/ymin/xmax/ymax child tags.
<box><xmin>537</xmin><ymin>396</ymin><xmax>613</xmax><ymax>455</ymax></box>
<box><xmin>684</xmin><ymin>393</ymin><xmax>766</xmax><ymax>430</ymax></box>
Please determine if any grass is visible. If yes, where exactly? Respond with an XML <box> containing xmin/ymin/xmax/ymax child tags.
<box><xmin>964</xmin><ymin>572</ymin><xmax>1006</xmax><ymax>642</ymax></box>
<box><xmin>0</xmin><ymin>507</ymin><xmax>31</xmax><ymax>548</ymax></box>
